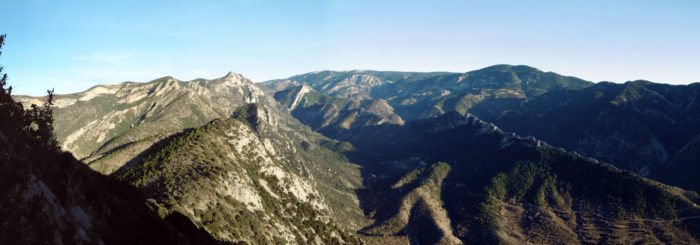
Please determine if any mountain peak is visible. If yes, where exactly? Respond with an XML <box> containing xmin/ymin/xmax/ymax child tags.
<box><xmin>231</xmin><ymin>103</ymin><xmax>277</xmax><ymax>131</ymax></box>
<box><xmin>223</xmin><ymin>71</ymin><xmax>236</xmax><ymax>78</ymax></box>
<box><xmin>222</xmin><ymin>71</ymin><xmax>243</xmax><ymax>80</ymax></box>
<box><xmin>472</xmin><ymin>64</ymin><xmax>542</xmax><ymax>74</ymax></box>
<box><xmin>213</xmin><ymin>71</ymin><xmax>256</xmax><ymax>88</ymax></box>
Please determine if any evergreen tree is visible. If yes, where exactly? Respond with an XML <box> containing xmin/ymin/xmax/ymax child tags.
<box><xmin>0</xmin><ymin>34</ymin><xmax>57</xmax><ymax>156</ymax></box>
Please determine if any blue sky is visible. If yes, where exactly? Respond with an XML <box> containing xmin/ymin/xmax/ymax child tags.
<box><xmin>1</xmin><ymin>0</ymin><xmax>699</xmax><ymax>95</ymax></box>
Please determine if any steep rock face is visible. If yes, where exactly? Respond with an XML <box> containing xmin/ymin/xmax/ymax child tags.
<box><xmin>0</xmin><ymin>156</ymin><xmax>199</xmax><ymax>245</ymax></box>
<box><xmin>343</xmin><ymin>112</ymin><xmax>700</xmax><ymax>244</ymax></box>
<box><xmin>18</xmin><ymin>73</ymin><xmax>277</xmax><ymax>174</ymax></box>
<box><xmin>12</xmin><ymin>66</ymin><xmax>700</xmax><ymax>244</ymax></box>
<box><xmin>14</xmin><ymin>73</ymin><xmax>372</xmax><ymax>242</ymax></box>
<box><xmin>0</xmin><ymin>94</ymin><xmax>200</xmax><ymax>245</ymax></box>
<box><xmin>273</xmin><ymin>85</ymin><xmax>404</xmax><ymax>136</ymax></box>
<box><xmin>115</xmin><ymin>104</ymin><xmax>366</xmax><ymax>244</ymax></box>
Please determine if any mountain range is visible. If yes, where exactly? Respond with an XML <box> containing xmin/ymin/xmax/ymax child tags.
<box><xmin>264</xmin><ymin>66</ymin><xmax>700</xmax><ymax>194</ymax></box>
<box><xmin>5</xmin><ymin>65</ymin><xmax>700</xmax><ymax>244</ymax></box>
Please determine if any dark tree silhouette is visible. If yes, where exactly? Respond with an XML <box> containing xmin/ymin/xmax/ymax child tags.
<box><xmin>1</xmin><ymin>34</ymin><xmax>199</xmax><ymax>245</ymax></box>
<box><xmin>0</xmin><ymin>34</ymin><xmax>57</xmax><ymax>156</ymax></box>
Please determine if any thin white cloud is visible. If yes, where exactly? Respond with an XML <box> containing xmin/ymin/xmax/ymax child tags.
<box><xmin>75</xmin><ymin>52</ymin><xmax>133</xmax><ymax>63</ymax></box>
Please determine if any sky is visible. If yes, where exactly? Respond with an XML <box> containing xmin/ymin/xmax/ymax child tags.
<box><xmin>1</xmin><ymin>0</ymin><xmax>699</xmax><ymax>96</ymax></box>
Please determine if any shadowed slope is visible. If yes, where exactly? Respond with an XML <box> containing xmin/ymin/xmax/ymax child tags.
<box><xmin>347</xmin><ymin>112</ymin><xmax>700</xmax><ymax>244</ymax></box>
<box><xmin>115</xmin><ymin>104</ymin><xmax>366</xmax><ymax>244</ymax></box>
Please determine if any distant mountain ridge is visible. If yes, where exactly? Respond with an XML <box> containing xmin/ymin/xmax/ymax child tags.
<box><xmin>272</xmin><ymin>84</ymin><xmax>404</xmax><ymax>135</ymax></box>
<box><xmin>10</xmin><ymin>64</ymin><xmax>700</xmax><ymax>244</ymax></box>
<box><xmin>0</xmin><ymin>57</ymin><xmax>208</xmax><ymax>243</ymax></box>
<box><xmin>266</xmin><ymin>65</ymin><xmax>700</xmax><ymax>194</ymax></box>
<box><xmin>264</xmin><ymin>65</ymin><xmax>592</xmax><ymax>122</ymax></box>
<box><xmin>18</xmin><ymin>72</ymin><xmax>279</xmax><ymax>174</ymax></box>
<box><xmin>264</xmin><ymin>65</ymin><xmax>593</xmax><ymax>141</ymax></box>
<box><xmin>15</xmin><ymin>73</ymin><xmax>376</xmax><ymax>243</ymax></box>
<box><xmin>471</xmin><ymin>80</ymin><xmax>700</xmax><ymax>192</ymax></box>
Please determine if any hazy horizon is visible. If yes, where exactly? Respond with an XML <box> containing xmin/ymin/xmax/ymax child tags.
<box><xmin>11</xmin><ymin>64</ymin><xmax>686</xmax><ymax>97</ymax></box>
<box><xmin>2</xmin><ymin>0</ymin><xmax>699</xmax><ymax>96</ymax></box>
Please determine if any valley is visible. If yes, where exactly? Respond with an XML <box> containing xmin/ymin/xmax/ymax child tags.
<box><xmin>6</xmin><ymin>65</ymin><xmax>700</xmax><ymax>244</ymax></box>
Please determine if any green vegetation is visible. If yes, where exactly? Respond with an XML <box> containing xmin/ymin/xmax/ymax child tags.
<box><xmin>119</xmin><ymin>126</ymin><xmax>205</xmax><ymax>188</ymax></box>
<box><xmin>0</xmin><ymin>35</ymin><xmax>199</xmax><ymax>244</ymax></box>
<box><xmin>467</xmin><ymin>79</ymin><xmax>700</xmax><ymax>196</ymax></box>
<box><xmin>115</xmin><ymin>113</ymin><xmax>364</xmax><ymax>244</ymax></box>
<box><xmin>337</xmin><ymin>109</ymin><xmax>700</xmax><ymax>243</ymax></box>
<box><xmin>12</xmin><ymin>41</ymin><xmax>700</xmax><ymax>244</ymax></box>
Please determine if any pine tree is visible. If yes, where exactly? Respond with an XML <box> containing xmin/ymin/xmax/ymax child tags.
<box><xmin>0</xmin><ymin>34</ymin><xmax>57</xmax><ymax>157</ymax></box>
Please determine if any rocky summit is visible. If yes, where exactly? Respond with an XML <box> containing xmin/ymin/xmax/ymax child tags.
<box><xmin>16</xmin><ymin>72</ymin><xmax>279</xmax><ymax>174</ymax></box>
<box><xmin>5</xmin><ymin>65</ymin><xmax>700</xmax><ymax>244</ymax></box>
